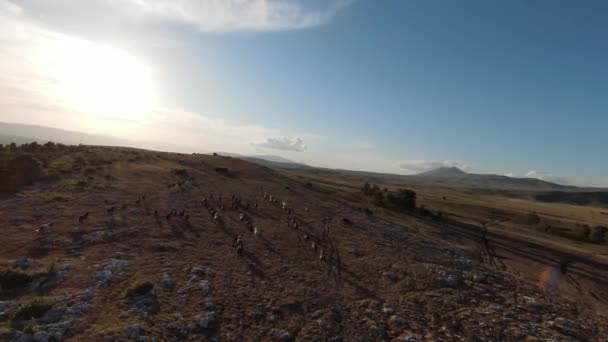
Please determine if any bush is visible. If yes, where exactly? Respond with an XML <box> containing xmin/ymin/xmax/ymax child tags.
<box><xmin>525</xmin><ymin>212</ymin><xmax>541</xmax><ymax>225</ymax></box>
<box><xmin>125</xmin><ymin>280</ymin><xmax>154</xmax><ymax>298</ymax></box>
<box><xmin>0</xmin><ymin>154</ymin><xmax>43</xmax><ymax>193</ymax></box>
<box><xmin>171</xmin><ymin>168</ymin><xmax>189</xmax><ymax>177</ymax></box>
<box><xmin>13</xmin><ymin>297</ymin><xmax>54</xmax><ymax>321</ymax></box>
<box><xmin>589</xmin><ymin>226</ymin><xmax>607</xmax><ymax>243</ymax></box>
<box><xmin>0</xmin><ymin>269</ymin><xmax>34</xmax><ymax>295</ymax></box>
<box><xmin>23</xmin><ymin>317</ymin><xmax>38</xmax><ymax>334</ymax></box>
<box><xmin>578</xmin><ymin>225</ymin><xmax>591</xmax><ymax>240</ymax></box>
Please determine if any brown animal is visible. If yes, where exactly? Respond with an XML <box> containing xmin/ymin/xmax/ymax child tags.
<box><xmin>78</xmin><ymin>212</ymin><xmax>90</xmax><ymax>224</ymax></box>
<box><xmin>236</xmin><ymin>236</ymin><xmax>244</xmax><ymax>256</ymax></box>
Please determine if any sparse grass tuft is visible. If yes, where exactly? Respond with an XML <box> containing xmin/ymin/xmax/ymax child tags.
<box><xmin>13</xmin><ymin>297</ymin><xmax>54</xmax><ymax>321</ymax></box>
<box><xmin>124</xmin><ymin>280</ymin><xmax>154</xmax><ymax>298</ymax></box>
<box><xmin>23</xmin><ymin>317</ymin><xmax>38</xmax><ymax>334</ymax></box>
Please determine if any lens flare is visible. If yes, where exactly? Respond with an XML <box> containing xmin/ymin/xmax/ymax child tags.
<box><xmin>539</xmin><ymin>266</ymin><xmax>564</xmax><ymax>296</ymax></box>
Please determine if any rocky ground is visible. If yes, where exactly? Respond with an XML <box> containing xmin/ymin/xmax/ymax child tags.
<box><xmin>0</xmin><ymin>147</ymin><xmax>605</xmax><ymax>341</ymax></box>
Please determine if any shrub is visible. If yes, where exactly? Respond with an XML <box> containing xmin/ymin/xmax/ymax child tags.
<box><xmin>362</xmin><ymin>182</ymin><xmax>371</xmax><ymax>196</ymax></box>
<box><xmin>23</xmin><ymin>317</ymin><xmax>38</xmax><ymax>334</ymax></box>
<box><xmin>525</xmin><ymin>212</ymin><xmax>541</xmax><ymax>225</ymax></box>
<box><xmin>391</xmin><ymin>189</ymin><xmax>417</xmax><ymax>211</ymax></box>
<box><xmin>13</xmin><ymin>297</ymin><xmax>54</xmax><ymax>321</ymax></box>
<box><xmin>578</xmin><ymin>225</ymin><xmax>591</xmax><ymax>240</ymax></box>
<box><xmin>125</xmin><ymin>280</ymin><xmax>154</xmax><ymax>298</ymax></box>
<box><xmin>0</xmin><ymin>269</ymin><xmax>34</xmax><ymax>295</ymax></box>
<box><xmin>372</xmin><ymin>191</ymin><xmax>385</xmax><ymax>206</ymax></box>
<box><xmin>589</xmin><ymin>226</ymin><xmax>607</xmax><ymax>243</ymax></box>
<box><xmin>1</xmin><ymin>155</ymin><xmax>43</xmax><ymax>193</ymax></box>
<box><xmin>172</xmin><ymin>168</ymin><xmax>188</xmax><ymax>177</ymax></box>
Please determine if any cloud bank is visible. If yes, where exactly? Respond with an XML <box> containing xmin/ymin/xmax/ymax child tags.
<box><xmin>8</xmin><ymin>0</ymin><xmax>351</xmax><ymax>33</ymax></box>
<box><xmin>399</xmin><ymin>160</ymin><xmax>471</xmax><ymax>174</ymax></box>
<box><xmin>252</xmin><ymin>137</ymin><xmax>307</xmax><ymax>152</ymax></box>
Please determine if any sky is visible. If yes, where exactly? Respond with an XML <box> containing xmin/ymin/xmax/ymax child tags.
<box><xmin>1</xmin><ymin>0</ymin><xmax>607</xmax><ymax>187</ymax></box>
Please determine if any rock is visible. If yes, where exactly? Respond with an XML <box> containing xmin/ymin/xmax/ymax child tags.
<box><xmin>268</xmin><ymin>328</ymin><xmax>292</xmax><ymax>341</ymax></box>
<box><xmin>187</xmin><ymin>275</ymin><xmax>200</xmax><ymax>284</ymax></box>
<box><xmin>33</xmin><ymin>331</ymin><xmax>49</xmax><ymax>342</ymax></box>
<box><xmin>12</xmin><ymin>257</ymin><xmax>37</xmax><ymax>269</ymax></box>
<box><xmin>94</xmin><ymin>259</ymin><xmax>128</xmax><ymax>287</ymax></box>
<box><xmin>389</xmin><ymin>315</ymin><xmax>407</xmax><ymax>326</ymax></box>
<box><xmin>0</xmin><ymin>301</ymin><xmax>10</xmax><ymax>313</ymax></box>
<box><xmin>382</xmin><ymin>271</ymin><xmax>400</xmax><ymax>282</ymax></box>
<box><xmin>441</xmin><ymin>272</ymin><xmax>462</xmax><ymax>288</ymax></box>
<box><xmin>396</xmin><ymin>334</ymin><xmax>419</xmax><ymax>342</ymax></box>
<box><xmin>126</xmin><ymin>324</ymin><xmax>143</xmax><ymax>339</ymax></box>
<box><xmin>473</xmin><ymin>274</ymin><xmax>486</xmax><ymax>283</ymax></box>
<box><xmin>39</xmin><ymin>307</ymin><xmax>65</xmax><ymax>324</ymax></box>
<box><xmin>191</xmin><ymin>267</ymin><xmax>211</xmax><ymax>276</ymax></box>
<box><xmin>66</xmin><ymin>302</ymin><xmax>89</xmax><ymax>318</ymax></box>
<box><xmin>199</xmin><ymin>280</ymin><xmax>210</xmax><ymax>294</ymax></box>
<box><xmin>129</xmin><ymin>288</ymin><xmax>158</xmax><ymax>310</ymax></box>
<box><xmin>203</xmin><ymin>300</ymin><xmax>215</xmax><ymax>310</ymax></box>
<box><xmin>161</xmin><ymin>273</ymin><xmax>173</xmax><ymax>288</ymax></box>
<box><xmin>196</xmin><ymin>312</ymin><xmax>217</xmax><ymax>329</ymax></box>
<box><xmin>129</xmin><ymin>208</ymin><xmax>144</xmax><ymax>216</ymax></box>
<box><xmin>382</xmin><ymin>306</ymin><xmax>394</xmax><ymax>315</ymax></box>
<box><xmin>553</xmin><ymin>317</ymin><xmax>584</xmax><ymax>336</ymax></box>
<box><xmin>524</xmin><ymin>296</ymin><xmax>545</xmax><ymax>310</ymax></box>
<box><xmin>47</xmin><ymin>321</ymin><xmax>71</xmax><ymax>341</ymax></box>
<box><xmin>16</xmin><ymin>334</ymin><xmax>34</xmax><ymax>342</ymax></box>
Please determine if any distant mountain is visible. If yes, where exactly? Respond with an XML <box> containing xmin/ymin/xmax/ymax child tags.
<box><xmin>414</xmin><ymin>167</ymin><xmax>580</xmax><ymax>190</ymax></box>
<box><xmin>0</xmin><ymin>122</ymin><xmax>132</xmax><ymax>147</ymax></box>
<box><xmin>217</xmin><ymin>152</ymin><xmax>302</xmax><ymax>166</ymax></box>
<box><xmin>418</xmin><ymin>167</ymin><xmax>467</xmax><ymax>178</ymax></box>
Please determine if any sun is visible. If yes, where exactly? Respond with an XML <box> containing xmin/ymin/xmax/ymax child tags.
<box><xmin>41</xmin><ymin>37</ymin><xmax>155</xmax><ymax>121</ymax></box>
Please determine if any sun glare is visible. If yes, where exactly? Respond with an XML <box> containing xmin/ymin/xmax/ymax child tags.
<box><xmin>39</xmin><ymin>37</ymin><xmax>155</xmax><ymax>121</ymax></box>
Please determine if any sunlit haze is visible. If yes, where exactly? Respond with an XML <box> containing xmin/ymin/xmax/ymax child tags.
<box><xmin>1</xmin><ymin>0</ymin><xmax>607</xmax><ymax>186</ymax></box>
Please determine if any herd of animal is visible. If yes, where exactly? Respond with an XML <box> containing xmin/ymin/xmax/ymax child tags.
<box><xmin>37</xmin><ymin>185</ymin><xmax>343</xmax><ymax>278</ymax></box>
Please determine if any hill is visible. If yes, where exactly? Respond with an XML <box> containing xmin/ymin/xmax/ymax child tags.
<box><xmin>417</xmin><ymin>167</ymin><xmax>467</xmax><ymax>178</ymax></box>
<box><xmin>0</xmin><ymin>144</ymin><xmax>606</xmax><ymax>340</ymax></box>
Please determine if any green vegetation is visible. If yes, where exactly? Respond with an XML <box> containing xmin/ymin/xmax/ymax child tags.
<box><xmin>0</xmin><ymin>269</ymin><xmax>35</xmax><ymax>297</ymax></box>
<box><xmin>545</xmin><ymin>224</ymin><xmax>607</xmax><ymax>244</ymax></box>
<box><xmin>362</xmin><ymin>182</ymin><xmax>417</xmax><ymax>212</ymax></box>
<box><xmin>23</xmin><ymin>317</ymin><xmax>38</xmax><ymax>334</ymax></box>
<box><xmin>0</xmin><ymin>260</ymin><xmax>61</xmax><ymax>299</ymax></box>
<box><xmin>124</xmin><ymin>280</ymin><xmax>154</xmax><ymax>298</ymax></box>
<box><xmin>13</xmin><ymin>297</ymin><xmax>55</xmax><ymax>321</ymax></box>
<box><xmin>525</xmin><ymin>212</ymin><xmax>541</xmax><ymax>225</ymax></box>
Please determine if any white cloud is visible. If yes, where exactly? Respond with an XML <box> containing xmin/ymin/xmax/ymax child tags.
<box><xmin>252</xmin><ymin>136</ymin><xmax>307</xmax><ymax>152</ymax></box>
<box><xmin>398</xmin><ymin>160</ymin><xmax>471</xmax><ymax>174</ymax></box>
<box><xmin>9</xmin><ymin>0</ymin><xmax>351</xmax><ymax>34</ymax></box>
<box><xmin>0</xmin><ymin>5</ymin><xmax>307</xmax><ymax>154</ymax></box>
<box><xmin>524</xmin><ymin>170</ymin><xmax>580</xmax><ymax>186</ymax></box>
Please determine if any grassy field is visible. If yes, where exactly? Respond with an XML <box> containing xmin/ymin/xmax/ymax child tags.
<box><xmin>0</xmin><ymin>144</ymin><xmax>606</xmax><ymax>340</ymax></box>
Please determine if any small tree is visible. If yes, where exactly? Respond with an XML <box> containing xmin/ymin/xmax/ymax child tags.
<box><xmin>362</xmin><ymin>182</ymin><xmax>371</xmax><ymax>196</ymax></box>
<box><xmin>394</xmin><ymin>189</ymin><xmax>417</xmax><ymax>211</ymax></box>
<box><xmin>372</xmin><ymin>191</ymin><xmax>385</xmax><ymax>206</ymax></box>
<box><xmin>2</xmin><ymin>155</ymin><xmax>43</xmax><ymax>193</ymax></box>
